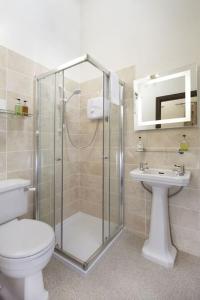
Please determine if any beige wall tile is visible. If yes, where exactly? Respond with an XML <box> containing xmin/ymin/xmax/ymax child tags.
<box><xmin>0</xmin><ymin>152</ymin><xmax>6</xmax><ymax>177</ymax></box>
<box><xmin>80</xmin><ymin>161</ymin><xmax>102</xmax><ymax>176</ymax></box>
<box><xmin>7</xmin><ymin>151</ymin><xmax>33</xmax><ymax>172</ymax></box>
<box><xmin>169</xmin><ymin>188</ymin><xmax>200</xmax><ymax>211</ymax></box>
<box><xmin>124</xmin><ymin>180</ymin><xmax>145</xmax><ymax>199</ymax></box>
<box><xmin>0</xmin><ymin>115</ymin><xmax>6</xmax><ymax>131</ymax></box>
<box><xmin>0</xmin><ymin>68</ymin><xmax>6</xmax><ymax>90</ymax></box>
<box><xmin>125</xmin><ymin>196</ymin><xmax>146</xmax><ymax>218</ymax></box>
<box><xmin>63</xmin><ymin>201</ymin><xmax>80</xmax><ymax>219</ymax></box>
<box><xmin>79</xmin><ymin>186</ymin><xmax>102</xmax><ymax>203</ymax></box>
<box><xmin>0</xmin><ymin>131</ymin><xmax>6</xmax><ymax>152</ymax></box>
<box><xmin>171</xmin><ymin>225</ymin><xmax>200</xmax><ymax>256</ymax></box>
<box><xmin>0</xmin><ymin>46</ymin><xmax>7</xmax><ymax>68</ymax></box>
<box><xmin>169</xmin><ymin>205</ymin><xmax>199</xmax><ymax>231</ymax></box>
<box><xmin>7</xmin><ymin>168</ymin><xmax>33</xmax><ymax>182</ymax></box>
<box><xmin>188</xmin><ymin>169</ymin><xmax>200</xmax><ymax>188</ymax></box>
<box><xmin>7</xmin><ymin>116</ymin><xmax>33</xmax><ymax>131</ymax></box>
<box><xmin>7</xmin><ymin>131</ymin><xmax>33</xmax><ymax>151</ymax></box>
<box><xmin>7</xmin><ymin>69</ymin><xmax>33</xmax><ymax>97</ymax></box>
<box><xmin>125</xmin><ymin>211</ymin><xmax>146</xmax><ymax>238</ymax></box>
<box><xmin>7</xmin><ymin>49</ymin><xmax>35</xmax><ymax>77</ymax></box>
<box><xmin>80</xmin><ymin>174</ymin><xmax>102</xmax><ymax>189</ymax></box>
<box><xmin>34</xmin><ymin>63</ymin><xmax>48</xmax><ymax>76</ymax></box>
<box><xmin>80</xmin><ymin>199</ymin><xmax>102</xmax><ymax>219</ymax></box>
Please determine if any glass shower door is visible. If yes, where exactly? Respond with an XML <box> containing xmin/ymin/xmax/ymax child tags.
<box><xmin>103</xmin><ymin>76</ymin><xmax>124</xmax><ymax>241</ymax></box>
<box><xmin>35</xmin><ymin>55</ymin><xmax>124</xmax><ymax>271</ymax></box>
<box><xmin>37</xmin><ymin>74</ymin><xmax>56</xmax><ymax>227</ymax></box>
<box><xmin>109</xmin><ymin>84</ymin><xmax>124</xmax><ymax>236</ymax></box>
<box><xmin>60</xmin><ymin>62</ymin><xmax>105</xmax><ymax>266</ymax></box>
<box><xmin>54</xmin><ymin>71</ymin><xmax>64</xmax><ymax>250</ymax></box>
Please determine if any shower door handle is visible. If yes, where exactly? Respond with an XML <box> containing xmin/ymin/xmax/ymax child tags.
<box><xmin>24</xmin><ymin>186</ymin><xmax>36</xmax><ymax>192</ymax></box>
<box><xmin>56</xmin><ymin>158</ymin><xmax>62</xmax><ymax>161</ymax></box>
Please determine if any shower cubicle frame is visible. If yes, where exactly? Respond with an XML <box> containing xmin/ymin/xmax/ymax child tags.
<box><xmin>34</xmin><ymin>54</ymin><xmax>125</xmax><ymax>270</ymax></box>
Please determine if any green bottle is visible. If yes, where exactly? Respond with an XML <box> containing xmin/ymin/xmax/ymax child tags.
<box><xmin>15</xmin><ymin>98</ymin><xmax>22</xmax><ymax>115</ymax></box>
<box><xmin>180</xmin><ymin>134</ymin><xmax>189</xmax><ymax>152</ymax></box>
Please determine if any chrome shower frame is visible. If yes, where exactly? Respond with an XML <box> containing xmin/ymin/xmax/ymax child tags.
<box><xmin>34</xmin><ymin>54</ymin><xmax>125</xmax><ymax>270</ymax></box>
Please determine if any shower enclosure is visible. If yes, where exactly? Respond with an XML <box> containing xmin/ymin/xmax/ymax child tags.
<box><xmin>34</xmin><ymin>55</ymin><xmax>124</xmax><ymax>270</ymax></box>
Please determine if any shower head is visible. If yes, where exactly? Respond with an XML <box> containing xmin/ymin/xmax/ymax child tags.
<box><xmin>73</xmin><ymin>89</ymin><xmax>81</xmax><ymax>95</ymax></box>
<box><xmin>64</xmin><ymin>89</ymin><xmax>81</xmax><ymax>103</ymax></box>
<box><xmin>59</xmin><ymin>85</ymin><xmax>81</xmax><ymax>103</ymax></box>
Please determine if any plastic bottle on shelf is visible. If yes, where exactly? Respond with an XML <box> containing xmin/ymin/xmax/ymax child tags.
<box><xmin>179</xmin><ymin>134</ymin><xmax>189</xmax><ymax>152</ymax></box>
<box><xmin>136</xmin><ymin>136</ymin><xmax>144</xmax><ymax>152</ymax></box>
<box><xmin>22</xmin><ymin>100</ymin><xmax>29</xmax><ymax>116</ymax></box>
<box><xmin>15</xmin><ymin>98</ymin><xmax>22</xmax><ymax>116</ymax></box>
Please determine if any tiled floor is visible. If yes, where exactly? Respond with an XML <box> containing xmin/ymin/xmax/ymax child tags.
<box><xmin>44</xmin><ymin>231</ymin><xmax>200</xmax><ymax>300</ymax></box>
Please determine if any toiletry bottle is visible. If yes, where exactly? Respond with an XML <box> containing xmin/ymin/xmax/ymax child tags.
<box><xmin>22</xmin><ymin>100</ymin><xmax>28</xmax><ymax>116</ymax></box>
<box><xmin>136</xmin><ymin>136</ymin><xmax>144</xmax><ymax>152</ymax></box>
<box><xmin>179</xmin><ymin>134</ymin><xmax>189</xmax><ymax>152</ymax></box>
<box><xmin>15</xmin><ymin>98</ymin><xmax>22</xmax><ymax>116</ymax></box>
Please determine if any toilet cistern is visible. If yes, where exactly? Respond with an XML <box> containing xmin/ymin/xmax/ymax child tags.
<box><xmin>130</xmin><ymin>166</ymin><xmax>191</xmax><ymax>268</ymax></box>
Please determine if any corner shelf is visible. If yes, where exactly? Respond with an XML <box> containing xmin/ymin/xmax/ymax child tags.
<box><xmin>0</xmin><ymin>109</ymin><xmax>33</xmax><ymax>117</ymax></box>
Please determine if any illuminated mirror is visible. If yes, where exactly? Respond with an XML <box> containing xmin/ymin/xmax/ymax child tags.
<box><xmin>133</xmin><ymin>64</ymin><xmax>198</xmax><ymax>131</ymax></box>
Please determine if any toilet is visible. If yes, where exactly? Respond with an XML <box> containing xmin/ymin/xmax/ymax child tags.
<box><xmin>0</xmin><ymin>179</ymin><xmax>55</xmax><ymax>300</ymax></box>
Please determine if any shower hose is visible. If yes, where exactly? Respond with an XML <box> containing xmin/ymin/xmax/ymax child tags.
<box><xmin>64</xmin><ymin>103</ymin><xmax>99</xmax><ymax>149</ymax></box>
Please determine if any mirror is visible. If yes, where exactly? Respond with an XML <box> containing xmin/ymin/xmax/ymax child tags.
<box><xmin>133</xmin><ymin>64</ymin><xmax>198</xmax><ymax>131</ymax></box>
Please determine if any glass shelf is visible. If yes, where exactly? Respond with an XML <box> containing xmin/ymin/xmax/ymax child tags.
<box><xmin>0</xmin><ymin>109</ymin><xmax>33</xmax><ymax>117</ymax></box>
<box><xmin>135</xmin><ymin>148</ymin><xmax>186</xmax><ymax>154</ymax></box>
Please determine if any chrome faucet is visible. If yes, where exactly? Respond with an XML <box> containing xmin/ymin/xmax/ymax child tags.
<box><xmin>174</xmin><ymin>164</ymin><xmax>185</xmax><ymax>176</ymax></box>
<box><xmin>139</xmin><ymin>162</ymin><xmax>149</xmax><ymax>171</ymax></box>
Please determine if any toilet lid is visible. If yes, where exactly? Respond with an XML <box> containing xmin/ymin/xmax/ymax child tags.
<box><xmin>0</xmin><ymin>219</ymin><xmax>55</xmax><ymax>258</ymax></box>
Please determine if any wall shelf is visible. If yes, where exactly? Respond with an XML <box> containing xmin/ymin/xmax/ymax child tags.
<box><xmin>135</xmin><ymin>148</ymin><xmax>186</xmax><ymax>154</ymax></box>
<box><xmin>0</xmin><ymin>109</ymin><xmax>33</xmax><ymax>117</ymax></box>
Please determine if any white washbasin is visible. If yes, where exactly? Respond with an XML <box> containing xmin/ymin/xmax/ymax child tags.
<box><xmin>130</xmin><ymin>168</ymin><xmax>191</xmax><ymax>187</ymax></box>
<box><xmin>130</xmin><ymin>167</ymin><xmax>191</xmax><ymax>268</ymax></box>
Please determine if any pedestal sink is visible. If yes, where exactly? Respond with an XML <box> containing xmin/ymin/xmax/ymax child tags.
<box><xmin>130</xmin><ymin>167</ymin><xmax>191</xmax><ymax>268</ymax></box>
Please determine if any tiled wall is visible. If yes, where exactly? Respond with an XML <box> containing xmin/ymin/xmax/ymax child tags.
<box><xmin>79</xmin><ymin>77</ymin><xmax>104</xmax><ymax>219</ymax></box>
<box><xmin>38</xmin><ymin>75</ymin><xmax>81</xmax><ymax>225</ymax></box>
<box><xmin>118</xmin><ymin>66</ymin><xmax>200</xmax><ymax>257</ymax></box>
<box><xmin>0</xmin><ymin>45</ymin><xmax>47</xmax><ymax>218</ymax></box>
<box><xmin>35</xmin><ymin>70</ymin><xmax>104</xmax><ymax>226</ymax></box>
<box><xmin>61</xmin><ymin>78</ymin><xmax>81</xmax><ymax>220</ymax></box>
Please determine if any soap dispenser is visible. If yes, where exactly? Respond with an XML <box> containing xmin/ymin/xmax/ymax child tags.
<box><xmin>179</xmin><ymin>134</ymin><xmax>189</xmax><ymax>152</ymax></box>
<box><xmin>136</xmin><ymin>136</ymin><xmax>144</xmax><ymax>152</ymax></box>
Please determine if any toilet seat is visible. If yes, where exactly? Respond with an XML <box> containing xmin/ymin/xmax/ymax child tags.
<box><xmin>0</xmin><ymin>219</ymin><xmax>55</xmax><ymax>259</ymax></box>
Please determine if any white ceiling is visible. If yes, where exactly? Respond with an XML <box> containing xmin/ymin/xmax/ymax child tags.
<box><xmin>0</xmin><ymin>0</ymin><xmax>200</xmax><ymax>79</ymax></box>
<box><xmin>0</xmin><ymin>0</ymin><xmax>81</xmax><ymax>68</ymax></box>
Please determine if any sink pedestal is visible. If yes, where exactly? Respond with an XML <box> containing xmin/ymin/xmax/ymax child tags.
<box><xmin>143</xmin><ymin>186</ymin><xmax>177</xmax><ymax>268</ymax></box>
